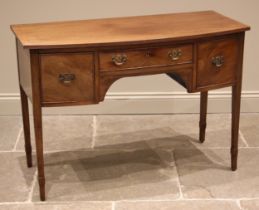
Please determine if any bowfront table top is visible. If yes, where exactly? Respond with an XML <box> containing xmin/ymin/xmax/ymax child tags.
<box><xmin>11</xmin><ymin>11</ymin><xmax>249</xmax><ymax>49</ymax></box>
<box><xmin>11</xmin><ymin>11</ymin><xmax>250</xmax><ymax>201</ymax></box>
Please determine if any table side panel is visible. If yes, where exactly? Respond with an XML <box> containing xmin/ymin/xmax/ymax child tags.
<box><xmin>16</xmin><ymin>40</ymin><xmax>33</xmax><ymax>101</ymax></box>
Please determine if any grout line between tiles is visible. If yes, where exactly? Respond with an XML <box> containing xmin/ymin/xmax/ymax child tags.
<box><xmin>239</xmin><ymin>197</ymin><xmax>259</xmax><ymax>200</ymax></box>
<box><xmin>112</xmin><ymin>198</ymin><xmax>258</xmax><ymax>202</ymax></box>
<box><xmin>10</xmin><ymin>146</ymin><xmax>259</xmax><ymax>154</ymax></box>
<box><xmin>112</xmin><ymin>201</ymin><xmax>116</xmax><ymax>210</ymax></box>
<box><xmin>91</xmin><ymin>115</ymin><xmax>97</xmax><ymax>149</ymax></box>
<box><xmin>236</xmin><ymin>200</ymin><xmax>244</xmax><ymax>210</ymax></box>
<box><xmin>26</xmin><ymin>170</ymin><xmax>38</xmax><ymax>202</ymax></box>
<box><xmin>0</xmin><ymin>202</ymin><xmax>29</xmax><ymax>205</ymax></box>
<box><xmin>0</xmin><ymin>150</ymin><xmax>25</xmax><ymax>153</ymax></box>
<box><xmin>0</xmin><ymin>199</ymin><xmax>257</xmax><ymax>206</ymax></box>
<box><xmin>172</xmin><ymin>152</ymin><xmax>183</xmax><ymax>200</ymax></box>
<box><xmin>0</xmin><ymin>201</ymin><xmax>113</xmax><ymax>206</ymax></box>
<box><xmin>239</xmin><ymin>130</ymin><xmax>249</xmax><ymax>147</ymax></box>
<box><xmin>12</xmin><ymin>127</ymin><xmax>22</xmax><ymax>152</ymax></box>
<box><xmin>10</xmin><ymin>149</ymin><xmax>27</xmax><ymax>152</ymax></box>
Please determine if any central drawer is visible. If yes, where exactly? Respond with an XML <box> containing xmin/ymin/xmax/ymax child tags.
<box><xmin>99</xmin><ymin>44</ymin><xmax>193</xmax><ymax>71</ymax></box>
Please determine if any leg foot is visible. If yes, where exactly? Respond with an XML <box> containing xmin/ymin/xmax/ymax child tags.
<box><xmin>231</xmin><ymin>149</ymin><xmax>238</xmax><ymax>171</ymax></box>
<box><xmin>38</xmin><ymin>177</ymin><xmax>46</xmax><ymax>201</ymax></box>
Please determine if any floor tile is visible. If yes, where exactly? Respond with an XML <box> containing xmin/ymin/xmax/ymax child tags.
<box><xmin>1</xmin><ymin>114</ymin><xmax>258</xmax><ymax>205</ymax></box>
<box><xmin>16</xmin><ymin>116</ymin><xmax>93</xmax><ymax>152</ymax></box>
<box><xmin>240</xmin><ymin>199</ymin><xmax>259</xmax><ymax>210</ymax></box>
<box><xmin>0</xmin><ymin>116</ymin><xmax>21</xmax><ymax>151</ymax></box>
<box><xmin>115</xmin><ymin>200</ymin><xmax>241</xmax><ymax>210</ymax></box>
<box><xmin>174</xmin><ymin>148</ymin><xmax>259</xmax><ymax>198</ymax></box>
<box><xmin>95</xmin><ymin>115</ymin><xmax>173</xmax><ymax>150</ymax></box>
<box><xmin>0</xmin><ymin>152</ymin><xmax>36</xmax><ymax>202</ymax></box>
<box><xmin>240</xmin><ymin>114</ymin><xmax>259</xmax><ymax>147</ymax></box>
<box><xmin>0</xmin><ymin>202</ymin><xmax>112</xmax><ymax>210</ymax></box>
<box><xmin>32</xmin><ymin>149</ymin><xmax>179</xmax><ymax>201</ymax></box>
<box><xmin>95</xmin><ymin>114</ymin><xmax>245</xmax><ymax>150</ymax></box>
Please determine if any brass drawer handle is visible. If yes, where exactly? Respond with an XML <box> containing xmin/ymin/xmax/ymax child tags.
<box><xmin>59</xmin><ymin>73</ymin><xmax>75</xmax><ymax>84</ymax></box>
<box><xmin>212</xmin><ymin>56</ymin><xmax>224</xmax><ymax>68</ymax></box>
<box><xmin>112</xmin><ymin>54</ymin><xmax>127</xmax><ymax>66</ymax></box>
<box><xmin>168</xmin><ymin>49</ymin><xmax>182</xmax><ymax>61</ymax></box>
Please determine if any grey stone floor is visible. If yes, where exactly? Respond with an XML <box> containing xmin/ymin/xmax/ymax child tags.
<box><xmin>0</xmin><ymin>114</ymin><xmax>259</xmax><ymax>210</ymax></box>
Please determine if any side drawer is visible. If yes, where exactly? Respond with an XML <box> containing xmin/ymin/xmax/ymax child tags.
<box><xmin>40</xmin><ymin>53</ymin><xmax>94</xmax><ymax>104</ymax></box>
<box><xmin>99</xmin><ymin>44</ymin><xmax>193</xmax><ymax>71</ymax></box>
<box><xmin>196</xmin><ymin>37</ymin><xmax>240</xmax><ymax>89</ymax></box>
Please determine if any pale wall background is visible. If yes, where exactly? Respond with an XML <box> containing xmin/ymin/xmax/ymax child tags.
<box><xmin>0</xmin><ymin>0</ymin><xmax>258</xmax><ymax>115</ymax></box>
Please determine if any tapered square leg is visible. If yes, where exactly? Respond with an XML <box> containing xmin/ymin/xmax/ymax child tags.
<box><xmin>231</xmin><ymin>84</ymin><xmax>242</xmax><ymax>171</ymax></box>
<box><xmin>32</xmin><ymin>102</ymin><xmax>45</xmax><ymax>201</ymax></box>
<box><xmin>26</xmin><ymin>50</ymin><xmax>46</xmax><ymax>201</ymax></box>
<box><xmin>19</xmin><ymin>86</ymin><xmax>32</xmax><ymax>168</ymax></box>
<box><xmin>199</xmin><ymin>91</ymin><xmax>208</xmax><ymax>143</ymax></box>
<box><xmin>32</xmin><ymin>103</ymin><xmax>45</xmax><ymax>201</ymax></box>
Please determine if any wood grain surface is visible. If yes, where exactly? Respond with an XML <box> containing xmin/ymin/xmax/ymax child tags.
<box><xmin>11</xmin><ymin>11</ymin><xmax>250</xmax><ymax>49</ymax></box>
<box><xmin>40</xmin><ymin>53</ymin><xmax>95</xmax><ymax>104</ymax></box>
<box><xmin>196</xmin><ymin>37</ymin><xmax>240</xmax><ymax>89</ymax></box>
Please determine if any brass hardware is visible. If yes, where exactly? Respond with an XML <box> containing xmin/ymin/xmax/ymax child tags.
<box><xmin>59</xmin><ymin>73</ymin><xmax>75</xmax><ymax>84</ymax></box>
<box><xmin>112</xmin><ymin>54</ymin><xmax>127</xmax><ymax>66</ymax></box>
<box><xmin>212</xmin><ymin>56</ymin><xmax>224</xmax><ymax>68</ymax></box>
<box><xmin>168</xmin><ymin>49</ymin><xmax>182</xmax><ymax>61</ymax></box>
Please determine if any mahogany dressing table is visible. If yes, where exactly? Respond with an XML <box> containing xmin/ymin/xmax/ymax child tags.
<box><xmin>11</xmin><ymin>11</ymin><xmax>250</xmax><ymax>201</ymax></box>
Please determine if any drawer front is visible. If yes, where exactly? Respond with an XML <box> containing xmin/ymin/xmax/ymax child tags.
<box><xmin>196</xmin><ymin>37</ymin><xmax>239</xmax><ymax>88</ymax></box>
<box><xmin>40</xmin><ymin>53</ymin><xmax>94</xmax><ymax>104</ymax></box>
<box><xmin>99</xmin><ymin>44</ymin><xmax>193</xmax><ymax>71</ymax></box>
